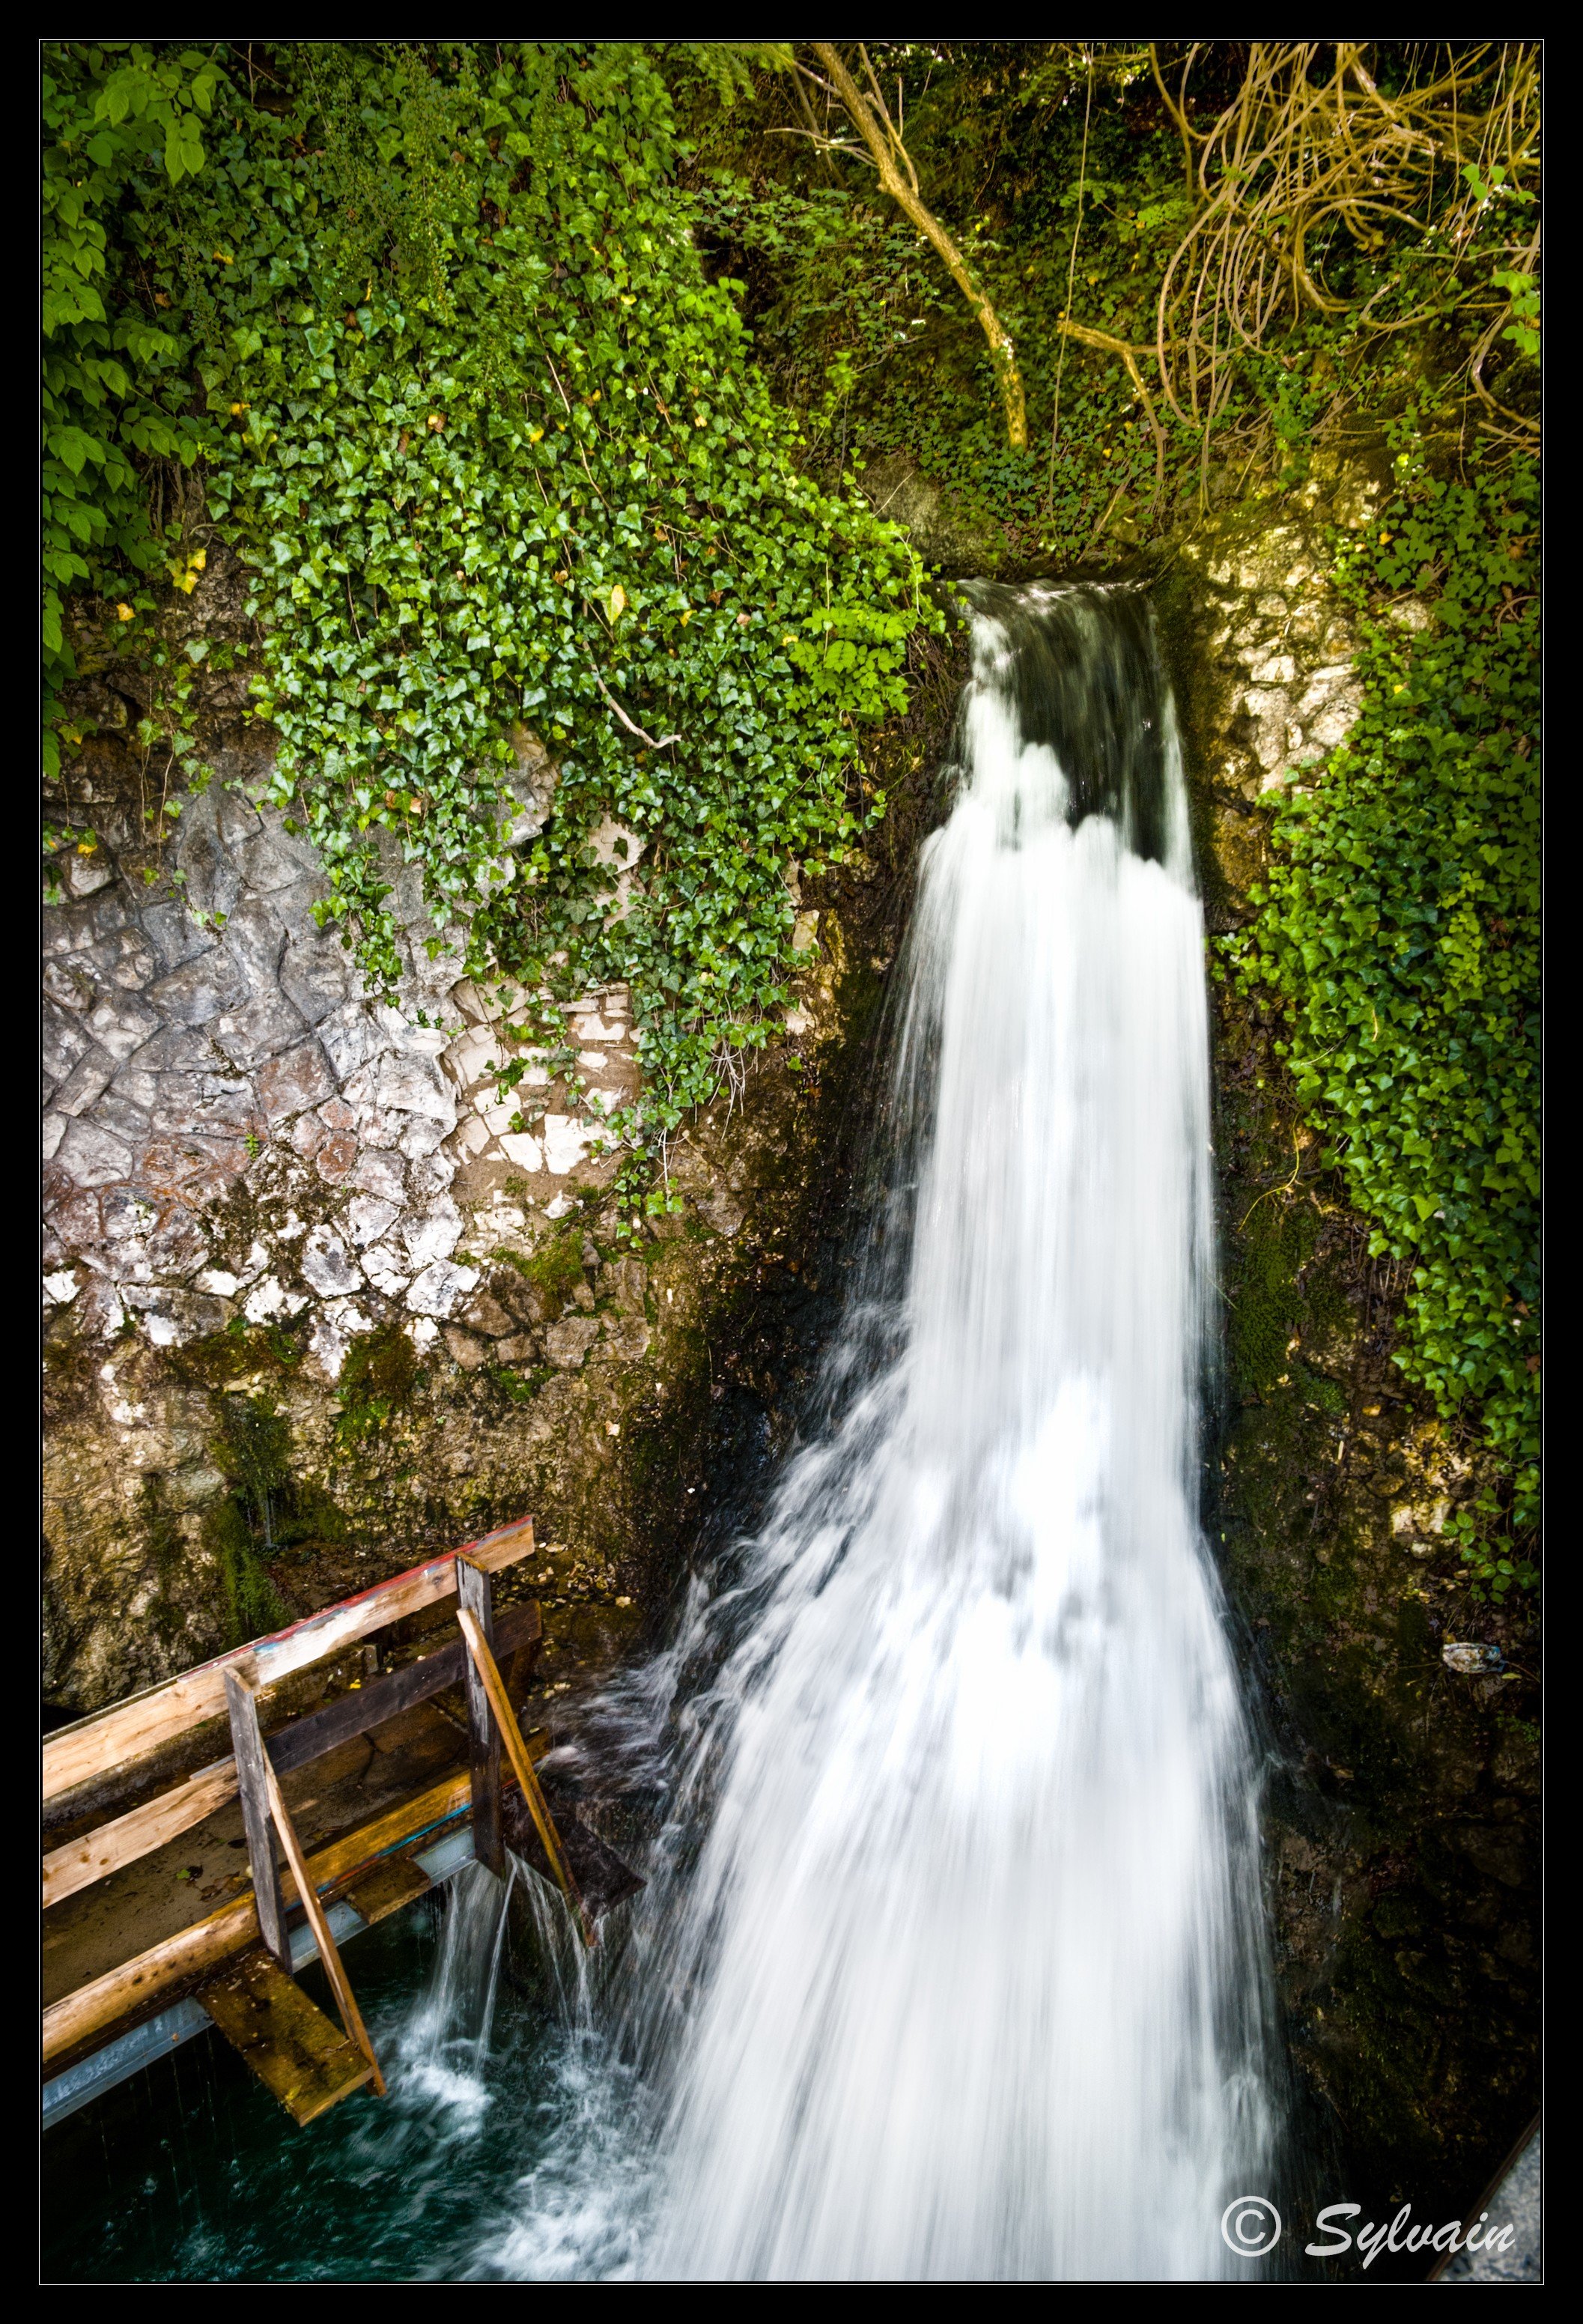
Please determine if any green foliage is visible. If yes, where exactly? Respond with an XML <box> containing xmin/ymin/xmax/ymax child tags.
<box><xmin>335</xmin><ymin>1322</ymin><xmax>422</xmax><ymax>1448</ymax></box>
<box><xmin>1227</xmin><ymin>440</ymin><xmax>1539</xmax><ymax>1594</ymax></box>
<box><xmin>42</xmin><ymin>43</ymin><xmax>222</xmax><ymax>774</ymax></box>
<box><xmin>76</xmin><ymin>41</ymin><xmax>928</xmax><ymax>1153</ymax></box>
<box><xmin>205</xmin><ymin>1496</ymin><xmax>291</xmax><ymax>1647</ymax></box>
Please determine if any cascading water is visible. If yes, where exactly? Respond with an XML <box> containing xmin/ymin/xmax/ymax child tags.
<box><xmin>43</xmin><ymin>583</ymin><xmax>1280</xmax><ymax>2285</ymax></box>
<box><xmin>578</xmin><ymin>581</ymin><xmax>1277</xmax><ymax>2281</ymax></box>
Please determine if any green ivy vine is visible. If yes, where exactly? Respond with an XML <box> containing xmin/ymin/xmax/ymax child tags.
<box><xmin>46</xmin><ymin>40</ymin><xmax>929</xmax><ymax>1160</ymax></box>
<box><xmin>1226</xmin><ymin>432</ymin><xmax>1540</xmax><ymax>1594</ymax></box>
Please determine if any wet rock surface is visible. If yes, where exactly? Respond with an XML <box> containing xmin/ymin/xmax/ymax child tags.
<box><xmin>1150</xmin><ymin>467</ymin><xmax>1540</xmax><ymax>2271</ymax></box>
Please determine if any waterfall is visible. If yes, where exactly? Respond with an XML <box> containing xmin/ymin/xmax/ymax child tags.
<box><xmin>616</xmin><ymin>583</ymin><xmax>1278</xmax><ymax>2280</ymax></box>
<box><xmin>486</xmin><ymin>582</ymin><xmax>1277</xmax><ymax>2281</ymax></box>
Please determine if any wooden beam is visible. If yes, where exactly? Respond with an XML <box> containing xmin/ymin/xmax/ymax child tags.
<box><xmin>456</xmin><ymin>1605</ymin><xmax>595</xmax><ymax>1949</ymax></box>
<box><xmin>225</xmin><ymin>1668</ymin><xmax>287</xmax><ymax>1967</ymax></box>
<box><xmin>456</xmin><ymin>1559</ymin><xmax>504</xmax><ymax>1878</ymax></box>
<box><xmin>41</xmin><ymin>1604</ymin><xmax>543</xmax><ymax>1911</ymax></box>
<box><xmin>259</xmin><ymin>1730</ymin><xmax>385</xmax><ymax>2095</ymax></box>
<box><xmin>43</xmin><ymin>1759</ymin><xmax>237</xmax><ymax>1911</ymax></box>
<box><xmin>43</xmin><ymin>1739</ymin><xmax>551</xmax><ymax>2068</ymax></box>
<box><xmin>199</xmin><ymin>1950</ymin><xmax>376</xmax><ymax>2126</ymax></box>
<box><xmin>269</xmin><ymin>1600</ymin><xmax>541</xmax><ymax>1778</ymax></box>
<box><xmin>341</xmin><ymin>1855</ymin><xmax>430</xmax><ymax>1927</ymax></box>
<box><xmin>42</xmin><ymin>1515</ymin><xmax>534</xmax><ymax>1802</ymax></box>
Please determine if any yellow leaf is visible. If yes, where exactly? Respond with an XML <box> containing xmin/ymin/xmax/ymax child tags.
<box><xmin>115</xmin><ymin>603</ymin><xmax>134</xmax><ymax>621</ymax></box>
<box><xmin>76</xmin><ymin>838</ymin><xmax>97</xmax><ymax>855</ymax></box>
<box><xmin>610</xmin><ymin>585</ymin><xmax>627</xmax><ymax>619</ymax></box>
<box><xmin>229</xmin><ymin>401</ymin><xmax>247</xmax><ymax>415</ymax></box>
<box><xmin>189</xmin><ymin>549</ymin><xmax>207</xmax><ymax>571</ymax></box>
<box><xmin>427</xmin><ymin>413</ymin><xmax>444</xmax><ymax>431</ymax></box>
<box><xmin>679</xmin><ymin>608</ymin><xmax>692</xmax><ymax>625</ymax></box>
<box><xmin>528</xmin><ymin>425</ymin><xmax>544</xmax><ymax>443</ymax></box>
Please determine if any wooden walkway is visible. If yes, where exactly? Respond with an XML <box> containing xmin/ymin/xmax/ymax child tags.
<box><xmin>42</xmin><ymin>1518</ymin><xmax>642</xmax><ymax>2130</ymax></box>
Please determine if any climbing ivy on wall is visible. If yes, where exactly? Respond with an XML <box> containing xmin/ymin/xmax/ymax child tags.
<box><xmin>1227</xmin><ymin>440</ymin><xmax>1540</xmax><ymax>1593</ymax></box>
<box><xmin>45</xmin><ymin>40</ymin><xmax>928</xmax><ymax>1150</ymax></box>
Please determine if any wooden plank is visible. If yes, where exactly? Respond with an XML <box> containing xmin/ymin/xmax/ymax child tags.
<box><xmin>225</xmin><ymin>1669</ymin><xmax>287</xmax><ymax>1967</ymax></box>
<box><xmin>457</xmin><ymin>1605</ymin><xmax>595</xmax><ymax>1949</ymax></box>
<box><xmin>199</xmin><ymin>1949</ymin><xmax>376</xmax><ymax>2126</ymax></box>
<box><xmin>43</xmin><ymin>1732</ymin><xmax>554</xmax><ymax>2068</ymax></box>
<box><xmin>40</xmin><ymin>1604</ymin><xmax>543</xmax><ymax>1911</ymax></box>
<box><xmin>342</xmin><ymin>1856</ymin><xmax>431</xmax><ymax>1927</ymax></box>
<box><xmin>43</xmin><ymin>1759</ymin><xmax>237</xmax><ymax>1911</ymax></box>
<box><xmin>456</xmin><ymin>1559</ymin><xmax>504</xmax><ymax>1878</ymax></box>
<box><xmin>259</xmin><ymin>1732</ymin><xmax>385</xmax><ymax>2096</ymax></box>
<box><xmin>270</xmin><ymin>1601</ymin><xmax>541</xmax><ymax>1778</ymax></box>
<box><xmin>42</xmin><ymin>1515</ymin><xmax>535</xmax><ymax>1801</ymax></box>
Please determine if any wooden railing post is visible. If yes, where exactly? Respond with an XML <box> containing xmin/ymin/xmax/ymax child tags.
<box><xmin>224</xmin><ymin>1666</ymin><xmax>287</xmax><ymax>1966</ymax></box>
<box><xmin>455</xmin><ymin>1601</ymin><xmax>598</xmax><ymax>1950</ymax></box>
<box><xmin>456</xmin><ymin>1556</ymin><xmax>505</xmax><ymax>1878</ymax></box>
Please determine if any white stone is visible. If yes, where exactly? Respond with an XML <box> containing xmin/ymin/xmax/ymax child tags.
<box><xmin>237</xmin><ymin>1240</ymin><xmax>271</xmax><ymax>1286</ymax></box>
<box><xmin>1250</xmin><ymin>654</ymin><xmax>1297</xmax><ymax>685</ymax></box>
<box><xmin>402</xmin><ymin>1197</ymin><xmax>463</xmax><ymax>1269</ymax></box>
<box><xmin>544</xmin><ymin>1193</ymin><xmax>574</xmax><ymax>1221</ymax></box>
<box><xmin>784</xmin><ymin>1009</ymin><xmax>812</xmax><ymax>1036</ymax></box>
<box><xmin>481</xmin><ymin>1102</ymin><xmax>516</xmax><ymax>1133</ymax></box>
<box><xmin>449</xmin><ymin>1031</ymin><xmax>505</xmax><ymax>1081</ymax></box>
<box><xmin>408</xmin><ymin>1150</ymin><xmax>458</xmax><ymax>1199</ymax></box>
<box><xmin>301</xmin><ymin>1225</ymin><xmax>363</xmax><ymax>1297</ymax></box>
<box><xmin>346</xmin><ymin>1047</ymin><xmax>456</xmax><ymax>1126</ymax></box>
<box><xmin>243</xmin><ymin>1275</ymin><xmax>290</xmax><ymax>1322</ymax></box>
<box><xmin>542</xmin><ymin>1114</ymin><xmax>596</xmax><ymax>1176</ymax></box>
<box><xmin>348</xmin><ymin>1148</ymin><xmax>406</xmax><ymax>1202</ymax></box>
<box><xmin>361</xmin><ymin>1241</ymin><xmax>413</xmax><ymax>1296</ymax></box>
<box><xmin>396</xmin><ymin>1113</ymin><xmax>449</xmax><ymax>1161</ymax></box>
<box><xmin>405</xmin><ymin>1257</ymin><xmax>479</xmax><ymax>1317</ymax></box>
<box><xmin>307</xmin><ymin>1297</ymin><xmax>374</xmax><ymax>1383</ymax></box>
<box><xmin>347</xmin><ymin>1195</ymin><xmax>401</xmax><ymax>1248</ymax></box>
<box><xmin>42</xmin><ymin>1114</ymin><xmax>66</xmax><ymax>1162</ymax></box>
<box><xmin>456</xmin><ymin>1116</ymin><xmax>490</xmax><ymax>1159</ymax></box>
<box><xmin>195</xmin><ymin>1269</ymin><xmax>240</xmax><ymax>1297</ymax></box>
<box><xmin>407</xmin><ymin>1315</ymin><xmax>440</xmax><ymax>1350</ymax></box>
<box><xmin>43</xmin><ymin>1269</ymin><xmax>79</xmax><ymax>1304</ymax></box>
<box><xmin>499</xmin><ymin>1132</ymin><xmax>544</xmax><ymax>1171</ymax></box>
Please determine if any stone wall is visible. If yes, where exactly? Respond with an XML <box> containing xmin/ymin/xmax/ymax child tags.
<box><xmin>42</xmin><ymin>573</ymin><xmax>961</xmax><ymax>1719</ymax></box>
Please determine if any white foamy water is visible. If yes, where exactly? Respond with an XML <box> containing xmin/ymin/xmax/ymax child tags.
<box><xmin>487</xmin><ymin>584</ymin><xmax>1277</xmax><ymax>2281</ymax></box>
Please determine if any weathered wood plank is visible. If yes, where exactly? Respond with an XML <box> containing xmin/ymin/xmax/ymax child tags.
<box><xmin>457</xmin><ymin>1604</ymin><xmax>595</xmax><ymax>1947</ymax></box>
<box><xmin>42</xmin><ymin>1759</ymin><xmax>238</xmax><ymax>1911</ymax></box>
<box><xmin>43</xmin><ymin>1733</ymin><xmax>553</xmax><ymax>2068</ymax></box>
<box><xmin>225</xmin><ymin>1669</ymin><xmax>287</xmax><ymax>1967</ymax></box>
<box><xmin>42</xmin><ymin>1516</ymin><xmax>535</xmax><ymax>1801</ymax></box>
<box><xmin>456</xmin><ymin>1559</ymin><xmax>504</xmax><ymax>1878</ymax></box>
<box><xmin>41</xmin><ymin>1604</ymin><xmax>543</xmax><ymax>1910</ymax></box>
<box><xmin>259</xmin><ymin>1735</ymin><xmax>385</xmax><ymax>2096</ymax></box>
<box><xmin>269</xmin><ymin>1600</ymin><xmax>541</xmax><ymax>1778</ymax></box>
<box><xmin>342</xmin><ymin>1855</ymin><xmax>431</xmax><ymax>1927</ymax></box>
<box><xmin>199</xmin><ymin>1949</ymin><xmax>376</xmax><ymax>2126</ymax></box>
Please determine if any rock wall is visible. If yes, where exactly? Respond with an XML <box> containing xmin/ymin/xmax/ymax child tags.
<box><xmin>42</xmin><ymin>572</ymin><xmax>964</xmax><ymax>1720</ymax></box>
<box><xmin>1149</xmin><ymin>465</ymin><xmax>1539</xmax><ymax>2259</ymax></box>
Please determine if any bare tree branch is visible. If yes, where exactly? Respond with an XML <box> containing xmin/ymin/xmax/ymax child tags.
<box><xmin>800</xmin><ymin>42</ymin><xmax>1028</xmax><ymax>452</ymax></box>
